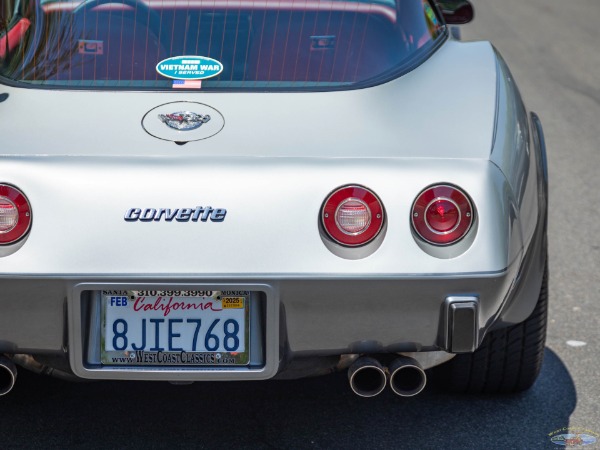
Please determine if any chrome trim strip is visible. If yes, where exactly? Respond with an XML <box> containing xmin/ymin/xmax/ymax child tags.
<box><xmin>0</xmin><ymin>269</ymin><xmax>510</xmax><ymax>279</ymax></box>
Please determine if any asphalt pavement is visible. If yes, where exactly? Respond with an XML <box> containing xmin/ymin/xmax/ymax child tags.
<box><xmin>2</xmin><ymin>1</ymin><xmax>600</xmax><ymax>448</ymax></box>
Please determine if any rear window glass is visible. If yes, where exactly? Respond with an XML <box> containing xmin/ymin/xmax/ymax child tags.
<box><xmin>0</xmin><ymin>0</ymin><xmax>443</xmax><ymax>90</ymax></box>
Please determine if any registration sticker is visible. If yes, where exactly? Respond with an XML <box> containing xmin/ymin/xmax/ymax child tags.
<box><xmin>101</xmin><ymin>290</ymin><xmax>249</xmax><ymax>366</ymax></box>
<box><xmin>222</xmin><ymin>297</ymin><xmax>244</xmax><ymax>309</ymax></box>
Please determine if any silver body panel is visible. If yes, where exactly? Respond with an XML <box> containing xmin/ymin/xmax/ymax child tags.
<box><xmin>0</xmin><ymin>38</ymin><xmax>546</xmax><ymax>380</ymax></box>
<box><xmin>0</xmin><ymin>41</ymin><xmax>496</xmax><ymax>159</ymax></box>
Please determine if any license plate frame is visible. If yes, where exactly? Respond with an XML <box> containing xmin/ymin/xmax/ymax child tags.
<box><xmin>100</xmin><ymin>289</ymin><xmax>251</xmax><ymax>367</ymax></box>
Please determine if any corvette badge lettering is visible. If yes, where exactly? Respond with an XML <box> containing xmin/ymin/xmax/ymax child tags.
<box><xmin>124</xmin><ymin>207</ymin><xmax>226</xmax><ymax>222</ymax></box>
<box><xmin>158</xmin><ymin>111</ymin><xmax>211</xmax><ymax>131</ymax></box>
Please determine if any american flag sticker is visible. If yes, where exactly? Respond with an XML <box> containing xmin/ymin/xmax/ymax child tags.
<box><xmin>172</xmin><ymin>80</ymin><xmax>202</xmax><ymax>89</ymax></box>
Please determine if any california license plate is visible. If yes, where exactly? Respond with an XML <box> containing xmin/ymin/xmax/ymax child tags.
<box><xmin>101</xmin><ymin>290</ymin><xmax>249</xmax><ymax>366</ymax></box>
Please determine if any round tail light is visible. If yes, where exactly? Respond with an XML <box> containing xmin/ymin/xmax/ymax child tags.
<box><xmin>411</xmin><ymin>184</ymin><xmax>473</xmax><ymax>245</ymax></box>
<box><xmin>322</xmin><ymin>185</ymin><xmax>384</xmax><ymax>246</ymax></box>
<box><xmin>0</xmin><ymin>184</ymin><xmax>32</xmax><ymax>245</ymax></box>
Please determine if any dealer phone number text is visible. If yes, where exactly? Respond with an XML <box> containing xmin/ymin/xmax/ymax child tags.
<box><xmin>134</xmin><ymin>290</ymin><xmax>214</xmax><ymax>297</ymax></box>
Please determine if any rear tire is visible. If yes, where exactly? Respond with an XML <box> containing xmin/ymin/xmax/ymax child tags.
<box><xmin>437</xmin><ymin>261</ymin><xmax>548</xmax><ymax>393</ymax></box>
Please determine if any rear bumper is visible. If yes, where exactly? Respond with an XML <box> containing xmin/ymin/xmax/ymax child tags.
<box><xmin>0</xmin><ymin>265</ymin><xmax>521</xmax><ymax>381</ymax></box>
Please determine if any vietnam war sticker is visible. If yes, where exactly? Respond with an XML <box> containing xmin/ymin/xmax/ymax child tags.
<box><xmin>156</xmin><ymin>56</ymin><xmax>223</xmax><ymax>80</ymax></box>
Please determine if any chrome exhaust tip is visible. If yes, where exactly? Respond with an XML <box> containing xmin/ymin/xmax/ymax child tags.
<box><xmin>388</xmin><ymin>356</ymin><xmax>426</xmax><ymax>397</ymax></box>
<box><xmin>0</xmin><ymin>355</ymin><xmax>17</xmax><ymax>396</ymax></box>
<box><xmin>348</xmin><ymin>356</ymin><xmax>387</xmax><ymax>398</ymax></box>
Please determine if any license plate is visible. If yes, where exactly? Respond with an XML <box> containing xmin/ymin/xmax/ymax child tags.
<box><xmin>101</xmin><ymin>290</ymin><xmax>250</xmax><ymax>366</ymax></box>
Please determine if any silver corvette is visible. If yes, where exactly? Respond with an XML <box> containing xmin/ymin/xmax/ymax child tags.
<box><xmin>0</xmin><ymin>0</ymin><xmax>548</xmax><ymax>397</ymax></box>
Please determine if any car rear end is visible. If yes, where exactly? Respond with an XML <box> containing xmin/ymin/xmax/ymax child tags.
<box><xmin>0</xmin><ymin>0</ymin><xmax>547</xmax><ymax>396</ymax></box>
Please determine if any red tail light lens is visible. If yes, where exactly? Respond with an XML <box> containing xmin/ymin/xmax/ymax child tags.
<box><xmin>0</xmin><ymin>184</ymin><xmax>32</xmax><ymax>245</ymax></box>
<box><xmin>322</xmin><ymin>185</ymin><xmax>384</xmax><ymax>246</ymax></box>
<box><xmin>412</xmin><ymin>185</ymin><xmax>473</xmax><ymax>245</ymax></box>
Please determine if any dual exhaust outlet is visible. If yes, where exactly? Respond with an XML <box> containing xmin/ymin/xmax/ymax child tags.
<box><xmin>0</xmin><ymin>355</ymin><xmax>17</xmax><ymax>397</ymax></box>
<box><xmin>348</xmin><ymin>356</ymin><xmax>426</xmax><ymax>398</ymax></box>
<box><xmin>1</xmin><ymin>353</ymin><xmax>424</xmax><ymax>398</ymax></box>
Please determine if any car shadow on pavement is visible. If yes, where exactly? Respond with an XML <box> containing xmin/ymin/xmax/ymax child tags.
<box><xmin>2</xmin><ymin>348</ymin><xmax>574</xmax><ymax>449</ymax></box>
